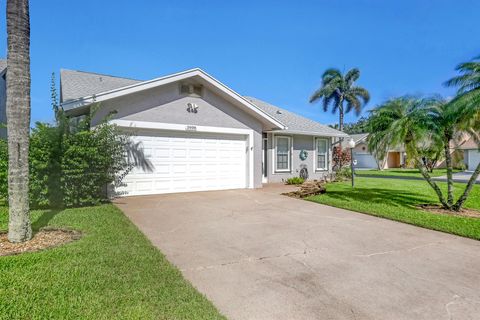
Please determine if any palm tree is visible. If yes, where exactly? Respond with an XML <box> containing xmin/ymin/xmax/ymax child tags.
<box><xmin>309</xmin><ymin>68</ymin><xmax>370</xmax><ymax>132</ymax></box>
<box><xmin>444</xmin><ymin>55</ymin><xmax>480</xmax><ymax>93</ymax></box>
<box><xmin>444</xmin><ymin>55</ymin><xmax>480</xmax><ymax>210</ymax></box>
<box><xmin>367</xmin><ymin>94</ymin><xmax>480</xmax><ymax>211</ymax></box>
<box><xmin>6</xmin><ymin>0</ymin><xmax>32</xmax><ymax>242</ymax></box>
<box><xmin>366</xmin><ymin>97</ymin><xmax>452</xmax><ymax>208</ymax></box>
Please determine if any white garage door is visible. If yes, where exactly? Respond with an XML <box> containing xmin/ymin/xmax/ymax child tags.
<box><xmin>354</xmin><ymin>153</ymin><xmax>378</xmax><ymax>169</ymax></box>
<box><xmin>468</xmin><ymin>150</ymin><xmax>480</xmax><ymax>171</ymax></box>
<box><xmin>118</xmin><ymin>131</ymin><xmax>248</xmax><ymax>196</ymax></box>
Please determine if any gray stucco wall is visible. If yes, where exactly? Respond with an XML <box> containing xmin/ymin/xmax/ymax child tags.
<box><xmin>91</xmin><ymin>84</ymin><xmax>264</xmax><ymax>188</ymax></box>
<box><xmin>0</xmin><ymin>73</ymin><xmax>6</xmax><ymax>138</ymax></box>
<box><xmin>266</xmin><ymin>133</ymin><xmax>332</xmax><ymax>183</ymax></box>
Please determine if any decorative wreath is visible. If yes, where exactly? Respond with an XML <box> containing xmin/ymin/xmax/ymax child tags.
<box><xmin>299</xmin><ymin>149</ymin><xmax>308</xmax><ymax>161</ymax></box>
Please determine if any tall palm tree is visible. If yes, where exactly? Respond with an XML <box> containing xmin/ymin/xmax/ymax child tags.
<box><xmin>309</xmin><ymin>68</ymin><xmax>370</xmax><ymax>132</ymax></box>
<box><xmin>6</xmin><ymin>0</ymin><xmax>32</xmax><ymax>242</ymax></box>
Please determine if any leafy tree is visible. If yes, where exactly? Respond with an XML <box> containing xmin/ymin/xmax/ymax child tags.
<box><xmin>309</xmin><ymin>68</ymin><xmax>370</xmax><ymax>132</ymax></box>
<box><xmin>6</xmin><ymin>0</ymin><xmax>32</xmax><ymax>243</ymax></box>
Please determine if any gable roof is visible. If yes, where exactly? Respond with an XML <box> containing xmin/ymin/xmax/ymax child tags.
<box><xmin>245</xmin><ymin>97</ymin><xmax>347</xmax><ymax>137</ymax></box>
<box><xmin>341</xmin><ymin>133</ymin><xmax>369</xmax><ymax>148</ymax></box>
<box><xmin>60</xmin><ymin>69</ymin><xmax>142</xmax><ymax>102</ymax></box>
<box><xmin>60</xmin><ymin>68</ymin><xmax>286</xmax><ymax>129</ymax></box>
<box><xmin>0</xmin><ymin>59</ymin><xmax>6</xmax><ymax>75</ymax></box>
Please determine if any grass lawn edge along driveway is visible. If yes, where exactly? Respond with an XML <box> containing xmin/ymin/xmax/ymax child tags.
<box><xmin>0</xmin><ymin>205</ymin><xmax>225</xmax><ymax>320</ymax></box>
<box><xmin>307</xmin><ymin>177</ymin><xmax>480</xmax><ymax>240</ymax></box>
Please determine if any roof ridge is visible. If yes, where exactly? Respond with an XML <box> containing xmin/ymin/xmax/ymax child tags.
<box><xmin>246</xmin><ymin>96</ymin><xmax>324</xmax><ymax>123</ymax></box>
<box><xmin>60</xmin><ymin>68</ymin><xmax>143</xmax><ymax>82</ymax></box>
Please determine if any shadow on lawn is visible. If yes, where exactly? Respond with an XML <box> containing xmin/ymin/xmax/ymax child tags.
<box><xmin>32</xmin><ymin>209</ymin><xmax>62</xmax><ymax>232</ymax></box>
<box><xmin>319</xmin><ymin>187</ymin><xmax>435</xmax><ymax>209</ymax></box>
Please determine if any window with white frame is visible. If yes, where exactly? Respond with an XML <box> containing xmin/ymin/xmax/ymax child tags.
<box><xmin>316</xmin><ymin>138</ymin><xmax>328</xmax><ymax>170</ymax></box>
<box><xmin>275</xmin><ymin>136</ymin><xmax>291</xmax><ymax>172</ymax></box>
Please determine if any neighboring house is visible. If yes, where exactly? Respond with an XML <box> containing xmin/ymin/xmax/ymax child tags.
<box><xmin>60</xmin><ymin>68</ymin><xmax>347</xmax><ymax>196</ymax></box>
<box><xmin>343</xmin><ymin>133</ymin><xmax>406</xmax><ymax>169</ymax></box>
<box><xmin>457</xmin><ymin>135</ymin><xmax>480</xmax><ymax>171</ymax></box>
<box><xmin>0</xmin><ymin>59</ymin><xmax>6</xmax><ymax>138</ymax></box>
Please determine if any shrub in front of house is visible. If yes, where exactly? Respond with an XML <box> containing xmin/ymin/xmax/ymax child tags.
<box><xmin>335</xmin><ymin>167</ymin><xmax>352</xmax><ymax>181</ymax></box>
<box><xmin>0</xmin><ymin>118</ymin><xmax>135</xmax><ymax>208</ymax></box>
<box><xmin>285</xmin><ymin>177</ymin><xmax>305</xmax><ymax>185</ymax></box>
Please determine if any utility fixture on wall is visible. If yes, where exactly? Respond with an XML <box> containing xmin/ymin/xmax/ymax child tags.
<box><xmin>187</xmin><ymin>102</ymin><xmax>199</xmax><ymax>113</ymax></box>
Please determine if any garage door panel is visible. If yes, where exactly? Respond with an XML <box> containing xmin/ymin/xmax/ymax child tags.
<box><xmin>118</xmin><ymin>131</ymin><xmax>248</xmax><ymax>196</ymax></box>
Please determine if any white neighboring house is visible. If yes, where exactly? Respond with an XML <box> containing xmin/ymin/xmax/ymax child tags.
<box><xmin>343</xmin><ymin>133</ymin><xmax>406</xmax><ymax>169</ymax></box>
<box><xmin>60</xmin><ymin>68</ymin><xmax>347</xmax><ymax>196</ymax></box>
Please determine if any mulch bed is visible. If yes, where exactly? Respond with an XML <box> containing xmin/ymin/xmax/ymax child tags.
<box><xmin>418</xmin><ymin>204</ymin><xmax>480</xmax><ymax>218</ymax></box>
<box><xmin>0</xmin><ymin>228</ymin><xmax>82</xmax><ymax>257</ymax></box>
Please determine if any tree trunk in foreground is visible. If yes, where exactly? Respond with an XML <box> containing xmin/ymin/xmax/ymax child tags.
<box><xmin>416</xmin><ymin>161</ymin><xmax>450</xmax><ymax>210</ymax></box>
<box><xmin>6</xmin><ymin>0</ymin><xmax>32</xmax><ymax>243</ymax></box>
<box><xmin>444</xmin><ymin>141</ymin><xmax>454</xmax><ymax>206</ymax></box>
<box><xmin>453</xmin><ymin>160</ymin><xmax>480</xmax><ymax>211</ymax></box>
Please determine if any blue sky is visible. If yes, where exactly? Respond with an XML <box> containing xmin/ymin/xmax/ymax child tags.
<box><xmin>0</xmin><ymin>0</ymin><xmax>479</xmax><ymax>126</ymax></box>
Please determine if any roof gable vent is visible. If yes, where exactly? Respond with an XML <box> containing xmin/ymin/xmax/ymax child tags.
<box><xmin>180</xmin><ymin>83</ymin><xmax>203</xmax><ymax>97</ymax></box>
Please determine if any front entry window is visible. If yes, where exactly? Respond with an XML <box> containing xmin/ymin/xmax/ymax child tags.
<box><xmin>316</xmin><ymin>138</ymin><xmax>328</xmax><ymax>170</ymax></box>
<box><xmin>275</xmin><ymin>136</ymin><xmax>291</xmax><ymax>172</ymax></box>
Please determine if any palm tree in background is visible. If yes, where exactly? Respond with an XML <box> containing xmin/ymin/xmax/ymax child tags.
<box><xmin>309</xmin><ymin>68</ymin><xmax>370</xmax><ymax>132</ymax></box>
<box><xmin>6</xmin><ymin>0</ymin><xmax>32</xmax><ymax>242</ymax></box>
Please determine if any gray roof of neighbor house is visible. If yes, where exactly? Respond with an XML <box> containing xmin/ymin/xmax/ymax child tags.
<box><xmin>341</xmin><ymin>133</ymin><xmax>369</xmax><ymax>148</ymax></box>
<box><xmin>245</xmin><ymin>97</ymin><xmax>347</xmax><ymax>137</ymax></box>
<box><xmin>60</xmin><ymin>69</ymin><xmax>142</xmax><ymax>102</ymax></box>
<box><xmin>0</xmin><ymin>59</ymin><xmax>6</xmax><ymax>74</ymax></box>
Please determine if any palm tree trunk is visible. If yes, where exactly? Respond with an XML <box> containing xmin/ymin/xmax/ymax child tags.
<box><xmin>6</xmin><ymin>0</ymin><xmax>32</xmax><ymax>243</ymax></box>
<box><xmin>416</xmin><ymin>161</ymin><xmax>450</xmax><ymax>210</ymax></box>
<box><xmin>443</xmin><ymin>141</ymin><xmax>454</xmax><ymax>206</ymax></box>
<box><xmin>453</xmin><ymin>161</ymin><xmax>480</xmax><ymax>211</ymax></box>
<box><xmin>339</xmin><ymin>107</ymin><xmax>344</xmax><ymax>132</ymax></box>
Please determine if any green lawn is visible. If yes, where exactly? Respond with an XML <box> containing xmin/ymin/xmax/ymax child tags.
<box><xmin>307</xmin><ymin>177</ymin><xmax>480</xmax><ymax>240</ymax></box>
<box><xmin>355</xmin><ymin>168</ymin><xmax>461</xmax><ymax>178</ymax></box>
<box><xmin>0</xmin><ymin>205</ymin><xmax>225</xmax><ymax>320</ymax></box>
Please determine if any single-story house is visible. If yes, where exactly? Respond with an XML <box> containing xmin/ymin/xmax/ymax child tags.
<box><xmin>60</xmin><ymin>68</ymin><xmax>347</xmax><ymax>196</ymax></box>
<box><xmin>343</xmin><ymin>133</ymin><xmax>406</xmax><ymax>169</ymax></box>
<box><xmin>458</xmin><ymin>135</ymin><xmax>480</xmax><ymax>171</ymax></box>
<box><xmin>0</xmin><ymin>59</ymin><xmax>7</xmax><ymax>138</ymax></box>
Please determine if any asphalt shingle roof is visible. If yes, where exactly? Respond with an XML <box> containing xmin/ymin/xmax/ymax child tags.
<box><xmin>245</xmin><ymin>96</ymin><xmax>346</xmax><ymax>137</ymax></box>
<box><xmin>0</xmin><ymin>59</ymin><xmax>6</xmax><ymax>73</ymax></box>
<box><xmin>60</xmin><ymin>69</ymin><xmax>142</xmax><ymax>102</ymax></box>
<box><xmin>59</xmin><ymin>69</ymin><xmax>345</xmax><ymax>136</ymax></box>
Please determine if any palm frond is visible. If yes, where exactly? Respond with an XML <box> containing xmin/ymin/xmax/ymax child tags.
<box><xmin>345</xmin><ymin>68</ymin><xmax>360</xmax><ymax>85</ymax></box>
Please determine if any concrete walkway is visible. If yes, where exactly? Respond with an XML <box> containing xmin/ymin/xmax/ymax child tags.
<box><xmin>115</xmin><ymin>185</ymin><xmax>480</xmax><ymax>320</ymax></box>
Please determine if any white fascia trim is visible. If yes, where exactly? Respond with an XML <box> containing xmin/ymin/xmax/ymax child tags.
<box><xmin>265</xmin><ymin>129</ymin><xmax>348</xmax><ymax>138</ymax></box>
<box><xmin>61</xmin><ymin>68</ymin><xmax>286</xmax><ymax>130</ymax></box>
<box><xmin>110</xmin><ymin>119</ymin><xmax>255</xmax><ymax>189</ymax></box>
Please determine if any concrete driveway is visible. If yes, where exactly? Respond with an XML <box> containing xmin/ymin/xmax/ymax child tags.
<box><xmin>115</xmin><ymin>184</ymin><xmax>480</xmax><ymax>320</ymax></box>
<box><xmin>435</xmin><ymin>171</ymin><xmax>480</xmax><ymax>184</ymax></box>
